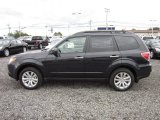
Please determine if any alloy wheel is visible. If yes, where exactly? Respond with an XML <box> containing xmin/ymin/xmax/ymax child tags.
<box><xmin>114</xmin><ymin>72</ymin><xmax>132</xmax><ymax>90</ymax></box>
<box><xmin>23</xmin><ymin>47</ymin><xmax>27</xmax><ymax>52</ymax></box>
<box><xmin>22</xmin><ymin>71</ymin><xmax>39</xmax><ymax>88</ymax></box>
<box><xmin>4</xmin><ymin>49</ymin><xmax>9</xmax><ymax>57</ymax></box>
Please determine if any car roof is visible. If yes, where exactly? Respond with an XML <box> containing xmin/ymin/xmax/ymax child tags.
<box><xmin>72</xmin><ymin>30</ymin><xmax>134</xmax><ymax>36</ymax></box>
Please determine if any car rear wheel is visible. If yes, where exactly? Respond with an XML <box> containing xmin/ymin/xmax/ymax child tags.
<box><xmin>109</xmin><ymin>68</ymin><xmax>134</xmax><ymax>91</ymax></box>
<box><xmin>4</xmin><ymin>49</ymin><xmax>10</xmax><ymax>57</ymax></box>
<box><xmin>150</xmin><ymin>50</ymin><xmax>155</xmax><ymax>59</ymax></box>
<box><xmin>19</xmin><ymin>67</ymin><xmax>43</xmax><ymax>90</ymax></box>
<box><xmin>23</xmin><ymin>47</ymin><xmax>27</xmax><ymax>52</ymax></box>
<box><xmin>39</xmin><ymin>44</ymin><xmax>43</xmax><ymax>49</ymax></box>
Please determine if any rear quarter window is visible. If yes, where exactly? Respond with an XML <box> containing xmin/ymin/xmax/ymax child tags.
<box><xmin>115</xmin><ymin>36</ymin><xmax>139</xmax><ymax>51</ymax></box>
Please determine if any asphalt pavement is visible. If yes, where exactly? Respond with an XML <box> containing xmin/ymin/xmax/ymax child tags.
<box><xmin>0</xmin><ymin>53</ymin><xmax>160</xmax><ymax>120</ymax></box>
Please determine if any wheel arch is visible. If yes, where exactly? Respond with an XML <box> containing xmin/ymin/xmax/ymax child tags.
<box><xmin>107</xmin><ymin>65</ymin><xmax>138</xmax><ymax>83</ymax></box>
<box><xmin>16</xmin><ymin>63</ymin><xmax>44</xmax><ymax>80</ymax></box>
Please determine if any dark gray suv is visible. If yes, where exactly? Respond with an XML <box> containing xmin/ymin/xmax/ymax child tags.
<box><xmin>8</xmin><ymin>31</ymin><xmax>152</xmax><ymax>91</ymax></box>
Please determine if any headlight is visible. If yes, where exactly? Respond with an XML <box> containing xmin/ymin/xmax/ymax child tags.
<box><xmin>155</xmin><ymin>48</ymin><xmax>160</xmax><ymax>52</ymax></box>
<box><xmin>9</xmin><ymin>56</ymin><xmax>16</xmax><ymax>64</ymax></box>
<box><xmin>0</xmin><ymin>46</ymin><xmax>3</xmax><ymax>50</ymax></box>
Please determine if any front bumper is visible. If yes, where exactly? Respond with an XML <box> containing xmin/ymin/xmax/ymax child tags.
<box><xmin>8</xmin><ymin>63</ymin><xmax>18</xmax><ymax>80</ymax></box>
<box><xmin>0</xmin><ymin>50</ymin><xmax>4</xmax><ymax>55</ymax></box>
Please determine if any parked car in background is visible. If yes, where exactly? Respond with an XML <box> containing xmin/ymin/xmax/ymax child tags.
<box><xmin>49</xmin><ymin>36</ymin><xmax>63</xmax><ymax>43</ymax></box>
<box><xmin>45</xmin><ymin>38</ymin><xmax>63</xmax><ymax>50</ymax></box>
<box><xmin>22</xmin><ymin>36</ymin><xmax>49</xmax><ymax>49</ymax></box>
<box><xmin>0</xmin><ymin>39</ymin><xmax>28</xmax><ymax>57</ymax></box>
<box><xmin>145</xmin><ymin>39</ymin><xmax>160</xmax><ymax>58</ymax></box>
<box><xmin>142</xmin><ymin>36</ymin><xmax>154</xmax><ymax>40</ymax></box>
<box><xmin>8</xmin><ymin>31</ymin><xmax>151</xmax><ymax>91</ymax></box>
<box><xmin>17</xmin><ymin>36</ymin><xmax>31</xmax><ymax>41</ymax></box>
<box><xmin>0</xmin><ymin>36</ymin><xmax>14</xmax><ymax>40</ymax></box>
<box><xmin>155</xmin><ymin>36</ymin><xmax>160</xmax><ymax>39</ymax></box>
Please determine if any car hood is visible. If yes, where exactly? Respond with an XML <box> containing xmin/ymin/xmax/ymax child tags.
<box><xmin>0</xmin><ymin>44</ymin><xmax>8</xmax><ymax>48</ymax></box>
<box><xmin>16</xmin><ymin>50</ymin><xmax>48</xmax><ymax>60</ymax></box>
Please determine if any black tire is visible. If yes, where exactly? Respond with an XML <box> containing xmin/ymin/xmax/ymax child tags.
<box><xmin>28</xmin><ymin>46</ymin><xmax>31</xmax><ymax>49</ymax></box>
<box><xmin>109</xmin><ymin>68</ymin><xmax>134</xmax><ymax>91</ymax></box>
<box><xmin>4</xmin><ymin>48</ymin><xmax>10</xmax><ymax>57</ymax></box>
<box><xmin>19</xmin><ymin>67</ymin><xmax>43</xmax><ymax>90</ymax></box>
<box><xmin>38</xmin><ymin>44</ymin><xmax>43</xmax><ymax>49</ymax></box>
<box><xmin>23</xmin><ymin>47</ymin><xmax>27</xmax><ymax>52</ymax></box>
<box><xmin>150</xmin><ymin>50</ymin><xmax>155</xmax><ymax>59</ymax></box>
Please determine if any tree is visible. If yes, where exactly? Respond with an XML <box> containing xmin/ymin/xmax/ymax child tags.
<box><xmin>54</xmin><ymin>32</ymin><xmax>63</xmax><ymax>37</ymax></box>
<box><xmin>8</xmin><ymin>30</ymin><xmax>29</xmax><ymax>38</ymax></box>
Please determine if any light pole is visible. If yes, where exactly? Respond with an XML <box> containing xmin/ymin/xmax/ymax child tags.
<box><xmin>89</xmin><ymin>20</ymin><xmax>92</xmax><ymax>30</ymax></box>
<box><xmin>104</xmin><ymin>8</ymin><xmax>110</xmax><ymax>30</ymax></box>
<box><xmin>7</xmin><ymin>24</ymin><xmax>11</xmax><ymax>35</ymax></box>
<box><xmin>149</xmin><ymin>20</ymin><xmax>156</xmax><ymax>36</ymax></box>
<box><xmin>45</xmin><ymin>25</ymin><xmax>48</xmax><ymax>36</ymax></box>
<box><xmin>69</xmin><ymin>12</ymin><xmax>82</xmax><ymax>34</ymax></box>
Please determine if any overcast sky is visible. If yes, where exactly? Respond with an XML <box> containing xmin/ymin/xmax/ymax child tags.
<box><xmin>0</xmin><ymin>0</ymin><xmax>160</xmax><ymax>36</ymax></box>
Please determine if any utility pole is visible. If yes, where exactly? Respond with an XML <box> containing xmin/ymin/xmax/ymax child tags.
<box><xmin>149</xmin><ymin>20</ymin><xmax>156</xmax><ymax>37</ymax></box>
<box><xmin>104</xmin><ymin>8</ymin><xmax>110</xmax><ymax>30</ymax></box>
<box><xmin>45</xmin><ymin>25</ymin><xmax>48</xmax><ymax>36</ymax></box>
<box><xmin>89</xmin><ymin>20</ymin><xmax>92</xmax><ymax>30</ymax></box>
<box><xmin>7</xmin><ymin>24</ymin><xmax>11</xmax><ymax>35</ymax></box>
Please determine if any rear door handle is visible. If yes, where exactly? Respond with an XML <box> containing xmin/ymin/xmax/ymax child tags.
<box><xmin>74</xmin><ymin>56</ymin><xmax>84</xmax><ymax>59</ymax></box>
<box><xmin>110</xmin><ymin>55</ymin><xmax>119</xmax><ymax>58</ymax></box>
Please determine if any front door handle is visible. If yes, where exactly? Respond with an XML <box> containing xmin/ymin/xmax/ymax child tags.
<box><xmin>74</xmin><ymin>56</ymin><xmax>84</xmax><ymax>59</ymax></box>
<box><xmin>110</xmin><ymin>55</ymin><xmax>119</xmax><ymax>58</ymax></box>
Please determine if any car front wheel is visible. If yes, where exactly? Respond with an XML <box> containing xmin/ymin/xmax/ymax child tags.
<box><xmin>109</xmin><ymin>68</ymin><xmax>134</xmax><ymax>91</ymax></box>
<box><xmin>19</xmin><ymin>67</ymin><xmax>43</xmax><ymax>90</ymax></box>
<box><xmin>4</xmin><ymin>49</ymin><xmax>10</xmax><ymax>57</ymax></box>
<box><xmin>39</xmin><ymin>44</ymin><xmax>43</xmax><ymax>49</ymax></box>
<box><xmin>23</xmin><ymin>47</ymin><xmax>27</xmax><ymax>52</ymax></box>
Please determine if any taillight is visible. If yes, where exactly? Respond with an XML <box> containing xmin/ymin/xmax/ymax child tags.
<box><xmin>141</xmin><ymin>52</ymin><xmax>150</xmax><ymax>61</ymax></box>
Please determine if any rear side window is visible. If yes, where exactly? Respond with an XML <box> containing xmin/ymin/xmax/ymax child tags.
<box><xmin>115</xmin><ymin>36</ymin><xmax>139</xmax><ymax>51</ymax></box>
<box><xmin>89</xmin><ymin>36</ymin><xmax>117</xmax><ymax>52</ymax></box>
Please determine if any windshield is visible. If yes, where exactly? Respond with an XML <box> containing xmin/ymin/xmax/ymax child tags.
<box><xmin>0</xmin><ymin>40</ymin><xmax>10</xmax><ymax>45</ymax></box>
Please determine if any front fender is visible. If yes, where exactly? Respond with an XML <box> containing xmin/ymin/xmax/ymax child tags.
<box><xmin>15</xmin><ymin>59</ymin><xmax>46</xmax><ymax>78</ymax></box>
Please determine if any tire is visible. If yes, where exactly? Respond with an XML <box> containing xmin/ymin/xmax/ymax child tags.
<box><xmin>4</xmin><ymin>49</ymin><xmax>10</xmax><ymax>57</ymax></box>
<box><xmin>39</xmin><ymin>44</ymin><xmax>43</xmax><ymax>49</ymax></box>
<box><xmin>150</xmin><ymin>50</ymin><xmax>155</xmax><ymax>59</ymax></box>
<box><xmin>19</xmin><ymin>67</ymin><xmax>43</xmax><ymax>90</ymax></box>
<box><xmin>23</xmin><ymin>47</ymin><xmax>27</xmax><ymax>52</ymax></box>
<box><xmin>109</xmin><ymin>68</ymin><xmax>134</xmax><ymax>91</ymax></box>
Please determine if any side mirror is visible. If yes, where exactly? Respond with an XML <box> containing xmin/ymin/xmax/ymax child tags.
<box><xmin>50</xmin><ymin>48</ymin><xmax>60</xmax><ymax>57</ymax></box>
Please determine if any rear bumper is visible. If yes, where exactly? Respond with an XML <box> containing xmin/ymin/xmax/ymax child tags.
<box><xmin>137</xmin><ymin>63</ymin><xmax>152</xmax><ymax>80</ymax></box>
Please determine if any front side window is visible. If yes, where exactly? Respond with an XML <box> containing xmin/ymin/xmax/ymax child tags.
<box><xmin>89</xmin><ymin>36</ymin><xmax>117</xmax><ymax>52</ymax></box>
<box><xmin>57</xmin><ymin>37</ymin><xmax>86</xmax><ymax>53</ymax></box>
<box><xmin>115</xmin><ymin>36</ymin><xmax>139</xmax><ymax>51</ymax></box>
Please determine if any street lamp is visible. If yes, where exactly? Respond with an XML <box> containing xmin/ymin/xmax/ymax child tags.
<box><xmin>104</xmin><ymin>8</ymin><xmax>110</xmax><ymax>30</ymax></box>
<box><xmin>149</xmin><ymin>20</ymin><xmax>156</xmax><ymax>36</ymax></box>
<box><xmin>7</xmin><ymin>24</ymin><xmax>11</xmax><ymax>35</ymax></box>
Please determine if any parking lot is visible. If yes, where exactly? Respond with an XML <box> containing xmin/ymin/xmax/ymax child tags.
<box><xmin>0</xmin><ymin>52</ymin><xmax>160</xmax><ymax>120</ymax></box>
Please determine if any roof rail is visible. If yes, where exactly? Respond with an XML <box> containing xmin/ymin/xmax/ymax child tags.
<box><xmin>73</xmin><ymin>30</ymin><xmax>133</xmax><ymax>36</ymax></box>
